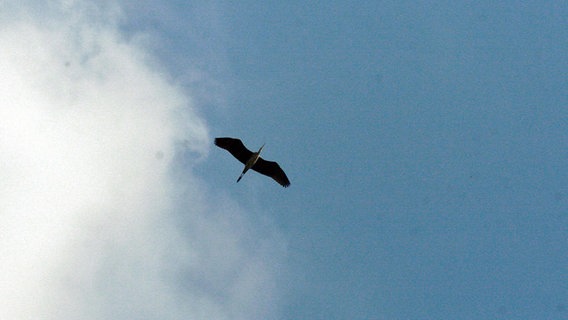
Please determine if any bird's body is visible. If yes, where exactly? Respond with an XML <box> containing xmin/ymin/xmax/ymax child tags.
<box><xmin>214</xmin><ymin>137</ymin><xmax>290</xmax><ymax>187</ymax></box>
<box><xmin>237</xmin><ymin>144</ymin><xmax>263</xmax><ymax>183</ymax></box>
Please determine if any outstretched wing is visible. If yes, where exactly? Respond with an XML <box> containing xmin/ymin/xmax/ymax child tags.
<box><xmin>214</xmin><ymin>137</ymin><xmax>253</xmax><ymax>164</ymax></box>
<box><xmin>252</xmin><ymin>158</ymin><xmax>291</xmax><ymax>188</ymax></box>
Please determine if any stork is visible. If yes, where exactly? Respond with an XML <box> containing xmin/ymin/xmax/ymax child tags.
<box><xmin>214</xmin><ymin>137</ymin><xmax>291</xmax><ymax>188</ymax></box>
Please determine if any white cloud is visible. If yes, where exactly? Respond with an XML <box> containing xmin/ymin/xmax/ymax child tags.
<box><xmin>0</xmin><ymin>1</ymin><xmax>284</xmax><ymax>319</ymax></box>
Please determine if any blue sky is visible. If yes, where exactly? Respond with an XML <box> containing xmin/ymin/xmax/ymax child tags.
<box><xmin>1</xmin><ymin>1</ymin><xmax>566</xmax><ymax>319</ymax></box>
<box><xmin>199</xmin><ymin>2</ymin><xmax>567</xmax><ymax>318</ymax></box>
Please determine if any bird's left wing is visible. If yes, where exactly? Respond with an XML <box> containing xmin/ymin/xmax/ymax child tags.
<box><xmin>214</xmin><ymin>137</ymin><xmax>253</xmax><ymax>164</ymax></box>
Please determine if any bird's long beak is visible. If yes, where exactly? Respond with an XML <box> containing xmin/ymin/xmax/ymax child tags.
<box><xmin>258</xmin><ymin>143</ymin><xmax>265</xmax><ymax>153</ymax></box>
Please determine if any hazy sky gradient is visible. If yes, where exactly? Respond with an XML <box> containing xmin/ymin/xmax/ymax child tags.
<box><xmin>1</xmin><ymin>1</ymin><xmax>283</xmax><ymax>319</ymax></box>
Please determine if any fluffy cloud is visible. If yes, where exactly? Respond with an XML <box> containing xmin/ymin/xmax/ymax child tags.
<box><xmin>0</xmin><ymin>1</ymin><xmax>284</xmax><ymax>319</ymax></box>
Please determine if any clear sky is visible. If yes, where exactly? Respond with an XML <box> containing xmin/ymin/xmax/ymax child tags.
<box><xmin>1</xmin><ymin>1</ymin><xmax>566</xmax><ymax>319</ymax></box>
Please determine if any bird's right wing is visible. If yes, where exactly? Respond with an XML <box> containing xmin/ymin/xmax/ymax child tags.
<box><xmin>252</xmin><ymin>158</ymin><xmax>291</xmax><ymax>188</ymax></box>
<box><xmin>214</xmin><ymin>137</ymin><xmax>253</xmax><ymax>164</ymax></box>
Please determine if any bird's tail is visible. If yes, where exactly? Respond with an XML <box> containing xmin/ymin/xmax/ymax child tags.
<box><xmin>236</xmin><ymin>174</ymin><xmax>244</xmax><ymax>183</ymax></box>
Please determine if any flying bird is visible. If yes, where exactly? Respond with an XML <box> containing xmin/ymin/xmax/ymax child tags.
<box><xmin>214</xmin><ymin>137</ymin><xmax>290</xmax><ymax>188</ymax></box>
